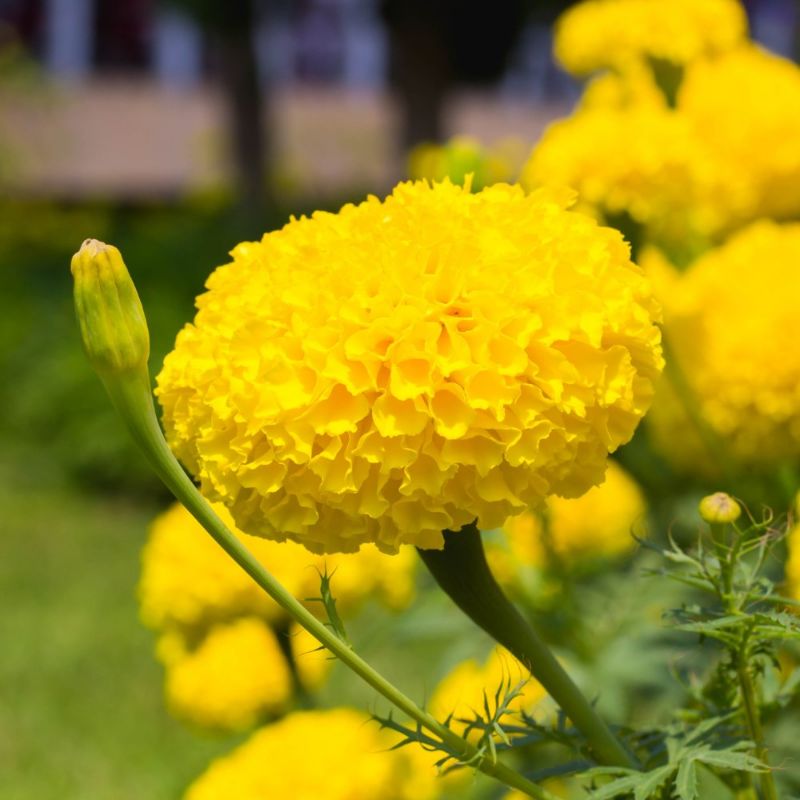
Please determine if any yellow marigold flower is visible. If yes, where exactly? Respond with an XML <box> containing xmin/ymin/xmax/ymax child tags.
<box><xmin>162</xmin><ymin>617</ymin><xmax>293</xmax><ymax>732</ymax></box>
<box><xmin>430</xmin><ymin>647</ymin><xmax>547</xmax><ymax>742</ymax></box>
<box><xmin>139</xmin><ymin>501</ymin><xmax>416</xmax><ymax>634</ymax></box>
<box><xmin>647</xmin><ymin>222</ymin><xmax>800</xmax><ymax>471</ymax></box>
<box><xmin>156</xmin><ymin>180</ymin><xmax>663</xmax><ymax>554</ymax></box>
<box><xmin>495</xmin><ymin>460</ymin><xmax>645</xmax><ymax>572</ymax></box>
<box><xmin>579</xmin><ymin>63</ymin><xmax>667</xmax><ymax>111</ymax></box>
<box><xmin>554</xmin><ymin>0</ymin><xmax>747</xmax><ymax>77</ymax></box>
<box><xmin>407</xmin><ymin>136</ymin><xmax>527</xmax><ymax>191</ymax></box>
<box><xmin>184</xmin><ymin>708</ymin><xmax>442</xmax><ymax>800</ymax></box>
<box><xmin>679</xmin><ymin>45</ymin><xmax>800</xmax><ymax>224</ymax></box>
<box><xmin>522</xmin><ymin>106</ymin><xmax>742</xmax><ymax>243</ymax></box>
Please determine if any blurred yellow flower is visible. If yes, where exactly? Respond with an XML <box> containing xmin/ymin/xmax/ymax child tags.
<box><xmin>407</xmin><ymin>136</ymin><xmax>527</xmax><ymax>191</ymax></box>
<box><xmin>555</xmin><ymin>0</ymin><xmax>747</xmax><ymax>77</ymax></box>
<box><xmin>430</xmin><ymin>647</ymin><xmax>547</xmax><ymax>742</ymax></box>
<box><xmin>494</xmin><ymin>460</ymin><xmax>645</xmax><ymax>574</ymax></box>
<box><xmin>156</xmin><ymin>180</ymin><xmax>663</xmax><ymax>554</ymax></box>
<box><xmin>647</xmin><ymin>222</ymin><xmax>800</xmax><ymax>471</ymax></box>
<box><xmin>139</xmin><ymin>501</ymin><xmax>416</xmax><ymax>635</ymax></box>
<box><xmin>162</xmin><ymin>617</ymin><xmax>293</xmax><ymax>732</ymax></box>
<box><xmin>579</xmin><ymin>62</ymin><xmax>667</xmax><ymax>111</ymax></box>
<box><xmin>679</xmin><ymin>45</ymin><xmax>800</xmax><ymax>225</ymax></box>
<box><xmin>184</xmin><ymin>708</ymin><xmax>443</xmax><ymax>800</ymax></box>
<box><xmin>522</xmin><ymin>106</ymin><xmax>742</xmax><ymax>243</ymax></box>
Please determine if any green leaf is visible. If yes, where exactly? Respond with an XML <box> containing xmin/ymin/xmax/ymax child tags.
<box><xmin>633</xmin><ymin>765</ymin><xmax>674</xmax><ymax>800</ymax></box>
<box><xmin>675</xmin><ymin>759</ymin><xmax>698</xmax><ymax>800</ymax></box>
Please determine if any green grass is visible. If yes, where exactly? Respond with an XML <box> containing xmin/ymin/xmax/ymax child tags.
<box><xmin>0</xmin><ymin>461</ymin><xmax>230</xmax><ymax>800</ymax></box>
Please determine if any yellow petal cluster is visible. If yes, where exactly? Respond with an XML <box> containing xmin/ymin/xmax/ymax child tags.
<box><xmin>554</xmin><ymin>0</ymin><xmax>747</xmax><ymax>77</ymax></box>
<box><xmin>184</xmin><ymin>708</ymin><xmax>443</xmax><ymax>800</ymax></box>
<box><xmin>647</xmin><ymin>222</ymin><xmax>800</xmax><ymax>471</ymax></box>
<box><xmin>493</xmin><ymin>460</ymin><xmax>645</xmax><ymax>575</ymax></box>
<box><xmin>522</xmin><ymin>106</ymin><xmax>743</xmax><ymax>244</ymax></box>
<box><xmin>679</xmin><ymin>46</ymin><xmax>800</xmax><ymax>224</ymax></box>
<box><xmin>156</xmin><ymin>180</ymin><xmax>663</xmax><ymax>554</ymax></box>
<box><xmin>430</xmin><ymin>647</ymin><xmax>547</xmax><ymax>742</ymax></box>
<box><xmin>162</xmin><ymin>617</ymin><xmax>293</xmax><ymax>732</ymax></box>
<box><xmin>139</xmin><ymin>501</ymin><xmax>416</xmax><ymax>635</ymax></box>
<box><xmin>407</xmin><ymin>136</ymin><xmax>527</xmax><ymax>192</ymax></box>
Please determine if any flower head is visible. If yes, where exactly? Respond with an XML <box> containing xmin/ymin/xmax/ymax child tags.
<box><xmin>157</xmin><ymin>180</ymin><xmax>663</xmax><ymax>554</ymax></box>
<box><xmin>138</xmin><ymin>501</ymin><xmax>416</xmax><ymax>634</ymax></box>
<box><xmin>493</xmin><ymin>460</ymin><xmax>645</xmax><ymax>576</ymax></box>
<box><xmin>184</xmin><ymin>708</ymin><xmax>442</xmax><ymax>800</ymax></box>
<box><xmin>161</xmin><ymin>617</ymin><xmax>293</xmax><ymax>732</ymax></box>
<box><xmin>679</xmin><ymin>45</ymin><xmax>800</xmax><ymax>225</ymax></box>
<box><xmin>646</xmin><ymin>222</ymin><xmax>800</xmax><ymax>471</ymax></box>
<box><xmin>554</xmin><ymin>0</ymin><xmax>747</xmax><ymax>77</ymax></box>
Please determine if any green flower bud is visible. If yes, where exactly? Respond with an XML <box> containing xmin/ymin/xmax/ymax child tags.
<box><xmin>71</xmin><ymin>239</ymin><xmax>149</xmax><ymax>378</ymax></box>
<box><xmin>698</xmin><ymin>492</ymin><xmax>742</xmax><ymax>524</ymax></box>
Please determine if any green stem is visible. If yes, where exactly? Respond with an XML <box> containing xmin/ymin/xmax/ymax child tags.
<box><xmin>736</xmin><ymin>638</ymin><xmax>777</xmax><ymax>800</ymax></box>
<box><xmin>102</xmin><ymin>370</ymin><xmax>556</xmax><ymax>800</ymax></box>
<box><xmin>418</xmin><ymin>523</ymin><xmax>639</xmax><ymax>770</ymax></box>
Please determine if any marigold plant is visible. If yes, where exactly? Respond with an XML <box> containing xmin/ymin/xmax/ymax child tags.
<box><xmin>156</xmin><ymin>180</ymin><xmax>663</xmax><ymax>555</ymax></box>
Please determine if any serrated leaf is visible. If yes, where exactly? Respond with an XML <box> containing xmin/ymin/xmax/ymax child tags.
<box><xmin>587</xmin><ymin>774</ymin><xmax>641</xmax><ymax>800</ymax></box>
<box><xmin>633</xmin><ymin>765</ymin><xmax>674</xmax><ymax>800</ymax></box>
<box><xmin>675</xmin><ymin>759</ymin><xmax>698</xmax><ymax>800</ymax></box>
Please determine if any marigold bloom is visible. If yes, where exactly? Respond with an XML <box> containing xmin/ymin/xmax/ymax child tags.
<box><xmin>493</xmin><ymin>460</ymin><xmax>645</xmax><ymax>576</ymax></box>
<box><xmin>162</xmin><ymin>618</ymin><xmax>293</xmax><ymax>732</ymax></box>
<box><xmin>521</xmin><ymin>107</ymin><xmax>742</xmax><ymax>243</ymax></box>
<box><xmin>156</xmin><ymin>181</ymin><xmax>663</xmax><ymax>554</ymax></box>
<box><xmin>139</xmin><ymin>502</ymin><xmax>416</xmax><ymax>634</ymax></box>
<box><xmin>554</xmin><ymin>0</ymin><xmax>747</xmax><ymax>77</ymax></box>
<box><xmin>646</xmin><ymin>222</ymin><xmax>800</xmax><ymax>471</ymax></box>
<box><xmin>184</xmin><ymin>708</ymin><xmax>442</xmax><ymax>800</ymax></box>
<box><xmin>679</xmin><ymin>45</ymin><xmax>800</xmax><ymax>225</ymax></box>
<box><xmin>430</xmin><ymin>647</ymin><xmax>547</xmax><ymax>742</ymax></box>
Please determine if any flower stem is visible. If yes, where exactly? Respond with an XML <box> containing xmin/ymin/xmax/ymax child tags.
<box><xmin>101</xmin><ymin>372</ymin><xmax>556</xmax><ymax>800</ymax></box>
<box><xmin>418</xmin><ymin>523</ymin><xmax>639</xmax><ymax>769</ymax></box>
<box><xmin>736</xmin><ymin>638</ymin><xmax>778</xmax><ymax>800</ymax></box>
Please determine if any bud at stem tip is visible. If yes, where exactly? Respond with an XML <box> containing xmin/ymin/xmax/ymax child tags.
<box><xmin>699</xmin><ymin>492</ymin><xmax>742</xmax><ymax>524</ymax></box>
<box><xmin>71</xmin><ymin>239</ymin><xmax>150</xmax><ymax>379</ymax></box>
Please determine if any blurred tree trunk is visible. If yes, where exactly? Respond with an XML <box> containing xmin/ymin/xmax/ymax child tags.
<box><xmin>213</xmin><ymin>0</ymin><xmax>270</xmax><ymax>222</ymax></box>
<box><xmin>160</xmin><ymin>0</ymin><xmax>271</xmax><ymax>223</ymax></box>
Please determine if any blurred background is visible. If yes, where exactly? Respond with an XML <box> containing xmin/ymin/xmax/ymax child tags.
<box><xmin>2</xmin><ymin>1</ymin><xmax>800</xmax><ymax>798</ymax></box>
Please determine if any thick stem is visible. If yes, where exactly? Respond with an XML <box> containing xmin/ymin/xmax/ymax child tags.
<box><xmin>102</xmin><ymin>372</ymin><xmax>556</xmax><ymax>800</ymax></box>
<box><xmin>418</xmin><ymin>523</ymin><xmax>639</xmax><ymax>770</ymax></box>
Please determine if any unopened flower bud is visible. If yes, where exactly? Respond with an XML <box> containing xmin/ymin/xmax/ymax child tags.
<box><xmin>71</xmin><ymin>239</ymin><xmax>149</xmax><ymax>378</ymax></box>
<box><xmin>698</xmin><ymin>492</ymin><xmax>741</xmax><ymax>524</ymax></box>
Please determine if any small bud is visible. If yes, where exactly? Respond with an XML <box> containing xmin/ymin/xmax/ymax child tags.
<box><xmin>71</xmin><ymin>239</ymin><xmax>150</xmax><ymax>377</ymax></box>
<box><xmin>698</xmin><ymin>492</ymin><xmax>741</xmax><ymax>524</ymax></box>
